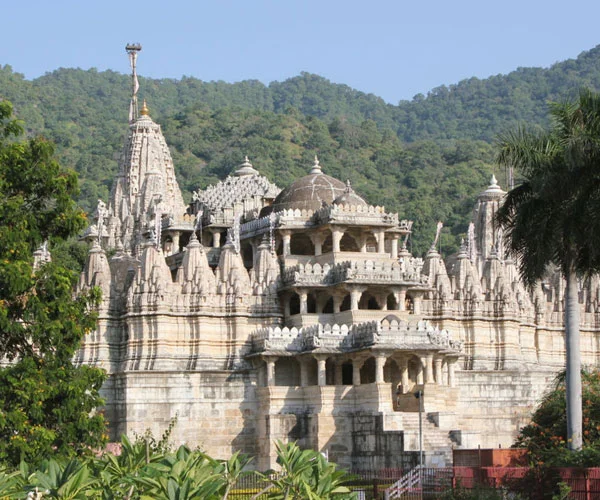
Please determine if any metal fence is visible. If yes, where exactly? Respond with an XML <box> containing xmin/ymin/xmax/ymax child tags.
<box><xmin>228</xmin><ymin>466</ymin><xmax>600</xmax><ymax>499</ymax></box>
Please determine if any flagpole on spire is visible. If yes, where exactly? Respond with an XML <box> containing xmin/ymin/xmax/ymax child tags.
<box><xmin>125</xmin><ymin>43</ymin><xmax>142</xmax><ymax>123</ymax></box>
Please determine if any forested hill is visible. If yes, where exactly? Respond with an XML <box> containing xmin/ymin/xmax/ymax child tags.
<box><xmin>2</xmin><ymin>45</ymin><xmax>600</xmax><ymax>253</ymax></box>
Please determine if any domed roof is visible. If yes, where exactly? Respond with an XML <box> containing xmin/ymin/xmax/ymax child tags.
<box><xmin>271</xmin><ymin>157</ymin><xmax>346</xmax><ymax>212</ymax></box>
<box><xmin>333</xmin><ymin>180</ymin><xmax>367</xmax><ymax>207</ymax></box>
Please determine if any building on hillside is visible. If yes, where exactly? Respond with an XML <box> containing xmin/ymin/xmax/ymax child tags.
<box><xmin>76</xmin><ymin>57</ymin><xmax>600</xmax><ymax>470</ymax></box>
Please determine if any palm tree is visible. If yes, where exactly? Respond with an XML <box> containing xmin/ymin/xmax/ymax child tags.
<box><xmin>496</xmin><ymin>89</ymin><xmax>600</xmax><ymax>450</ymax></box>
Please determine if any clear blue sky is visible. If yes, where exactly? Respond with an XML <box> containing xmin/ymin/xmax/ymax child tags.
<box><xmin>2</xmin><ymin>0</ymin><xmax>600</xmax><ymax>104</ymax></box>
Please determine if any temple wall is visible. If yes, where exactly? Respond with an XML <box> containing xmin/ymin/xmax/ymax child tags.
<box><xmin>110</xmin><ymin>370</ymin><xmax>259</xmax><ymax>459</ymax></box>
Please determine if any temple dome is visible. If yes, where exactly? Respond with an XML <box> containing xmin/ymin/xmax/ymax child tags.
<box><xmin>271</xmin><ymin>157</ymin><xmax>346</xmax><ymax>212</ymax></box>
<box><xmin>332</xmin><ymin>180</ymin><xmax>367</xmax><ymax>207</ymax></box>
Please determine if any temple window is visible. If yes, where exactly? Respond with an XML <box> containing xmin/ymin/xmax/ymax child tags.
<box><xmin>322</xmin><ymin>296</ymin><xmax>334</xmax><ymax>314</ymax></box>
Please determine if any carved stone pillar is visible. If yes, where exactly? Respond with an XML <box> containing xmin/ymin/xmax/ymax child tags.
<box><xmin>265</xmin><ymin>356</ymin><xmax>278</xmax><ymax>387</ymax></box>
<box><xmin>281</xmin><ymin>231</ymin><xmax>291</xmax><ymax>257</ymax></box>
<box><xmin>350</xmin><ymin>288</ymin><xmax>361</xmax><ymax>310</ymax></box>
<box><xmin>352</xmin><ymin>358</ymin><xmax>364</xmax><ymax>386</ymax></box>
<box><xmin>375</xmin><ymin>354</ymin><xmax>386</xmax><ymax>383</ymax></box>
<box><xmin>334</xmin><ymin>362</ymin><xmax>343</xmax><ymax>385</ymax></box>
<box><xmin>424</xmin><ymin>354</ymin><xmax>434</xmax><ymax>384</ymax></box>
<box><xmin>332</xmin><ymin>294</ymin><xmax>341</xmax><ymax>313</ymax></box>
<box><xmin>400</xmin><ymin>357</ymin><xmax>409</xmax><ymax>393</ymax></box>
<box><xmin>212</xmin><ymin>230</ymin><xmax>221</xmax><ymax>248</ymax></box>
<box><xmin>284</xmin><ymin>295</ymin><xmax>291</xmax><ymax>317</ymax></box>
<box><xmin>332</xmin><ymin>228</ymin><xmax>344</xmax><ymax>253</ymax></box>
<box><xmin>416</xmin><ymin>358</ymin><xmax>424</xmax><ymax>385</ymax></box>
<box><xmin>434</xmin><ymin>357</ymin><xmax>443</xmax><ymax>385</ymax></box>
<box><xmin>315</xmin><ymin>355</ymin><xmax>327</xmax><ymax>387</ymax></box>
<box><xmin>397</xmin><ymin>289</ymin><xmax>407</xmax><ymax>311</ymax></box>
<box><xmin>448</xmin><ymin>357</ymin><xmax>458</xmax><ymax>388</ymax></box>
<box><xmin>391</xmin><ymin>237</ymin><xmax>398</xmax><ymax>258</ymax></box>
<box><xmin>311</xmin><ymin>233</ymin><xmax>324</xmax><ymax>256</ymax></box>
<box><xmin>412</xmin><ymin>292</ymin><xmax>423</xmax><ymax>315</ymax></box>
<box><xmin>299</xmin><ymin>290</ymin><xmax>308</xmax><ymax>314</ymax></box>
<box><xmin>359</xmin><ymin>234</ymin><xmax>367</xmax><ymax>253</ymax></box>
<box><xmin>171</xmin><ymin>231</ymin><xmax>181</xmax><ymax>255</ymax></box>
<box><xmin>300</xmin><ymin>359</ymin><xmax>309</xmax><ymax>387</ymax></box>
<box><xmin>377</xmin><ymin>230</ymin><xmax>386</xmax><ymax>254</ymax></box>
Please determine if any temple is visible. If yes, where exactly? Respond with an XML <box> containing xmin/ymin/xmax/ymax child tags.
<box><xmin>75</xmin><ymin>51</ymin><xmax>600</xmax><ymax>470</ymax></box>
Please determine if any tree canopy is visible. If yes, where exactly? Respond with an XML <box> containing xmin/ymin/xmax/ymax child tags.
<box><xmin>497</xmin><ymin>89</ymin><xmax>600</xmax><ymax>450</ymax></box>
<box><xmin>4</xmin><ymin>45</ymin><xmax>600</xmax><ymax>254</ymax></box>
<box><xmin>515</xmin><ymin>369</ymin><xmax>600</xmax><ymax>467</ymax></box>
<box><xmin>0</xmin><ymin>100</ymin><xmax>107</xmax><ymax>466</ymax></box>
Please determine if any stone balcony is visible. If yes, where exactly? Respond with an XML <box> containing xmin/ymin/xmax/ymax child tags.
<box><xmin>251</xmin><ymin>318</ymin><xmax>463</xmax><ymax>355</ymax></box>
<box><xmin>281</xmin><ymin>259</ymin><xmax>429</xmax><ymax>289</ymax></box>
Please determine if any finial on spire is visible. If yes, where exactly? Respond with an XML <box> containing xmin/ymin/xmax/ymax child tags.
<box><xmin>345</xmin><ymin>179</ymin><xmax>353</xmax><ymax>192</ymax></box>
<box><xmin>309</xmin><ymin>155</ymin><xmax>323</xmax><ymax>174</ymax></box>
<box><xmin>490</xmin><ymin>174</ymin><xmax>498</xmax><ymax>187</ymax></box>
<box><xmin>430</xmin><ymin>221</ymin><xmax>444</xmax><ymax>253</ymax></box>
<box><xmin>234</xmin><ymin>155</ymin><xmax>258</xmax><ymax>176</ymax></box>
<box><xmin>140</xmin><ymin>100</ymin><xmax>150</xmax><ymax>116</ymax></box>
<box><xmin>126</xmin><ymin>43</ymin><xmax>142</xmax><ymax>123</ymax></box>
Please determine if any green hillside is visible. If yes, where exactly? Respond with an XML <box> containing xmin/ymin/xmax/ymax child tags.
<box><xmin>2</xmin><ymin>45</ymin><xmax>599</xmax><ymax>253</ymax></box>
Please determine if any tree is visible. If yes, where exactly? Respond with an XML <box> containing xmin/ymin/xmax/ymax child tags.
<box><xmin>0</xmin><ymin>100</ymin><xmax>107</xmax><ymax>466</ymax></box>
<box><xmin>515</xmin><ymin>369</ymin><xmax>600</xmax><ymax>466</ymax></box>
<box><xmin>262</xmin><ymin>441</ymin><xmax>355</xmax><ymax>499</ymax></box>
<box><xmin>496</xmin><ymin>89</ymin><xmax>600</xmax><ymax>450</ymax></box>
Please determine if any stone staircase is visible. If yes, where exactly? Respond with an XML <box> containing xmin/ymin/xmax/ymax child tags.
<box><xmin>400</xmin><ymin>412</ymin><xmax>457</xmax><ymax>466</ymax></box>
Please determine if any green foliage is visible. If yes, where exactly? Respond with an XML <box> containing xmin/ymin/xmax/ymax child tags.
<box><xmin>441</xmin><ymin>484</ymin><xmax>519</xmax><ymax>499</ymax></box>
<box><xmin>4</xmin><ymin>46</ymin><xmax>600</xmax><ymax>254</ymax></box>
<box><xmin>261</xmin><ymin>440</ymin><xmax>356</xmax><ymax>499</ymax></box>
<box><xmin>0</xmin><ymin>101</ymin><xmax>107</xmax><ymax>467</ymax></box>
<box><xmin>28</xmin><ymin>459</ymin><xmax>99</xmax><ymax>499</ymax></box>
<box><xmin>515</xmin><ymin>369</ymin><xmax>600</xmax><ymax>466</ymax></box>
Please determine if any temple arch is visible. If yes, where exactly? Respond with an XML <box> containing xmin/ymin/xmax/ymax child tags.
<box><xmin>290</xmin><ymin>232</ymin><xmax>315</xmax><ymax>255</ymax></box>
<box><xmin>360</xmin><ymin>357</ymin><xmax>376</xmax><ymax>384</ymax></box>
<box><xmin>387</xmin><ymin>293</ymin><xmax>399</xmax><ymax>310</ymax></box>
<box><xmin>340</xmin><ymin>232</ymin><xmax>360</xmax><ymax>252</ymax></box>
<box><xmin>359</xmin><ymin>291</ymin><xmax>380</xmax><ymax>310</ymax></box>
<box><xmin>365</xmin><ymin>232</ymin><xmax>378</xmax><ymax>253</ymax></box>
<box><xmin>340</xmin><ymin>294</ymin><xmax>351</xmax><ymax>311</ymax></box>
<box><xmin>322</xmin><ymin>232</ymin><xmax>333</xmax><ymax>254</ymax></box>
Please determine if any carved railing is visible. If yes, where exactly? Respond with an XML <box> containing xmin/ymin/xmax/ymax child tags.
<box><xmin>281</xmin><ymin>260</ymin><xmax>429</xmax><ymax>287</ymax></box>
<box><xmin>251</xmin><ymin>319</ymin><xmax>463</xmax><ymax>354</ymax></box>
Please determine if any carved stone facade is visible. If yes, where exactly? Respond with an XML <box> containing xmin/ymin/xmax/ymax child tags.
<box><xmin>77</xmin><ymin>107</ymin><xmax>600</xmax><ymax>470</ymax></box>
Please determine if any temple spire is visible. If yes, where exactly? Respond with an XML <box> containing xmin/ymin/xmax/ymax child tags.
<box><xmin>126</xmin><ymin>43</ymin><xmax>142</xmax><ymax>123</ymax></box>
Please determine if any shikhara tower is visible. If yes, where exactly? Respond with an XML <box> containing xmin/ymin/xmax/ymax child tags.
<box><xmin>77</xmin><ymin>48</ymin><xmax>600</xmax><ymax>470</ymax></box>
<box><xmin>84</xmin><ymin>45</ymin><xmax>187</xmax><ymax>255</ymax></box>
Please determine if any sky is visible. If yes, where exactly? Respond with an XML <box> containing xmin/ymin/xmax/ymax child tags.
<box><xmin>2</xmin><ymin>0</ymin><xmax>600</xmax><ymax>104</ymax></box>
